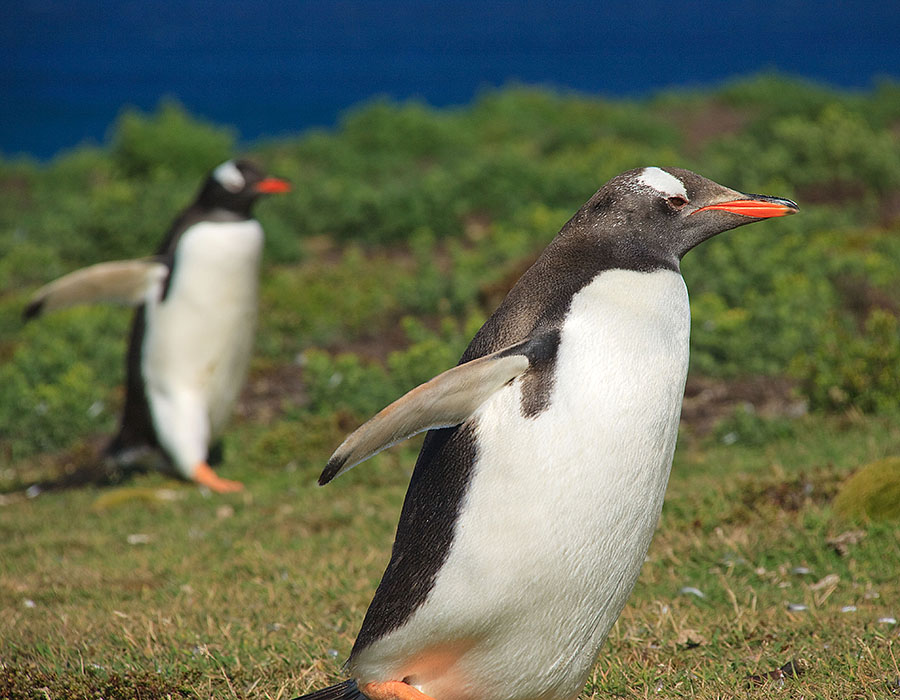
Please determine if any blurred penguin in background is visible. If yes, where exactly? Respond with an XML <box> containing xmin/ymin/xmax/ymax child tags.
<box><xmin>24</xmin><ymin>159</ymin><xmax>291</xmax><ymax>492</ymax></box>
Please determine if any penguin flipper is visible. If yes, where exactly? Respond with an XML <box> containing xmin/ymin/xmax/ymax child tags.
<box><xmin>292</xmin><ymin>679</ymin><xmax>366</xmax><ymax>700</ymax></box>
<box><xmin>24</xmin><ymin>258</ymin><xmax>168</xmax><ymax>320</ymax></box>
<box><xmin>320</xmin><ymin>336</ymin><xmax>546</xmax><ymax>485</ymax></box>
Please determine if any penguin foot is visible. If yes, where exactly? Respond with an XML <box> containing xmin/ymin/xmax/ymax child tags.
<box><xmin>192</xmin><ymin>462</ymin><xmax>244</xmax><ymax>493</ymax></box>
<box><xmin>360</xmin><ymin>681</ymin><xmax>435</xmax><ymax>700</ymax></box>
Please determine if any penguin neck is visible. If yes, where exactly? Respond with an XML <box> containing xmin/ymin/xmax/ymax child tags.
<box><xmin>199</xmin><ymin>206</ymin><xmax>255</xmax><ymax>223</ymax></box>
<box><xmin>194</xmin><ymin>178</ymin><xmax>259</xmax><ymax>219</ymax></box>
<box><xmin>553</xmin><ymin>227</ymin><xmax>680</xmax><ymax>276</ymax></box>
<box><xmin>462</xmin><ymin>231</ymin><xmax>681</xmax><ymax>363</ymax></box>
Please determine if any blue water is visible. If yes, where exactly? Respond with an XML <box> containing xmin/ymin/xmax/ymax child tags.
<box><xmin>2</xmin><ymin>0</ymin><xmax>899</xmax><ymax>160</ymax></box>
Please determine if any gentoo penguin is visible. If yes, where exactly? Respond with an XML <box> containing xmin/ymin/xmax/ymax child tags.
<box><xmin>295</xmin><ymin>168</ymin><xmax>797</xmax><ymax>700</ymax></box>
<box><xmin>24</xmin><ymin>159</ymin><xmax>290</xmax><ymax>493</ymax></box>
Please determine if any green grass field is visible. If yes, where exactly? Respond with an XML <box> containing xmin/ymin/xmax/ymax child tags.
<box><xmin>2</xmin><ymin>409</ymin><xmax>899</xmax><ymax>698</ymax></box>
<box><xmin>2</xmin><ymin>76</ymin><xmax>900</xmax><ymax>698</ymax></box>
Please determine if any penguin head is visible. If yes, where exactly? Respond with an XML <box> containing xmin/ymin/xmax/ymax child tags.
<box><xmin>197</xmin><ymin>159</ymin><xmax>291</xmax><ymax>217</ymax></box>
<box><xmin>584</xmin><ymin>167</ymin><xmax>798</xmax><ymax>268</ymax></box>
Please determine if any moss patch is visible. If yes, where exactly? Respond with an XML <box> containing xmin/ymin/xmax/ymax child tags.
<box><xmin>833</xmin><ymin>456</ymin><xmax>900</xmax><ymax>521</ymax></box>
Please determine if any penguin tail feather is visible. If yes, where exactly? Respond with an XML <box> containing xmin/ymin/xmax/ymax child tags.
<box><xmin>292</xmin><ymin>679</ymin><xmax>366</xmax><ymax>700</ymax></box>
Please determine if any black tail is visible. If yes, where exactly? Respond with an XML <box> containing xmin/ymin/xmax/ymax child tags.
<box><xmin>22</xmin><ymin>298</ymin><xmax>44</xmax><ymax>321</ymax></box>
<box><xmin>293</xmin><ymin>679</ymin><xmax>365</xmax><ymax>700</ymax></box>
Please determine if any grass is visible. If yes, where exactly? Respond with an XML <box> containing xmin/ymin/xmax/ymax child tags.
<box><xmin>2</xmin><ymin>409</ymin><xmax>899</xmax><ymax>699</ymax></box>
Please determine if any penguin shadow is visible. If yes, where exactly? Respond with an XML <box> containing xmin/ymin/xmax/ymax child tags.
<box><xmin>0</xmin><ymin>438</ymin><xmax>225</xmax><ymax>498</ymax></box>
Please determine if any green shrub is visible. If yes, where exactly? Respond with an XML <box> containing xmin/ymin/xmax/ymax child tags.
<box><xmin>792</xmin><ymin>310</ymin><xmax>900</xmax><ymax>413</ymax></box>
<box><xmin>302</xmin><ymin>316</ymin><xmax>475</xmax><ymax>418</ymax></box>
<box><xmin>258</xmin><ymin>246</ymin><xmax>410</xmax><ymax>356</ymax></box>
<box><xmin>4</xmin><ymin>76</ymin><xmax>900</xmax><ymax>472</ymax></box>
<box><xmin>0</xmin><ymin>242</ymin><xmax>65</xmax><ymax>290</ymax></box>
<box><xmin>109</xmin><ymin>100</ymin><xmax>235</xmax><ymax>180</ymax></box>
<box><xmin>717</xmin><ymin>73</ymin><xmax>849</xmax><ymax>122</ymax></box>
<box><xmin>684</xmin><ymin>215</ymin><xmax>839</xmax><ymax>377</ymax></box>
<box><xmin>705</xmin><ymin>104</ymin><xmax>900</xmax><ymax>202</ymax></box>
<box><xmin>0</xmin><ymin>308</ymin><xmax>127</xmax><ymax>462</ymax></box>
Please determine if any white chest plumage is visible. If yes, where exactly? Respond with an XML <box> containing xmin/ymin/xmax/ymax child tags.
<box><xmin>141</xmin><ymin>219</ymin><xmax>263</xmax><ymax>474</ymax></box>
<box><xmin>353</xmin><ymin>269</ymin><xmax>691</xmax><ymax>700</ymax></box>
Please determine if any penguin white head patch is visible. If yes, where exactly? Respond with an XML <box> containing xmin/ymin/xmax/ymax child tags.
<box><xmin>637</xmin><ymin>167</ymin><xmax>688</xmax><ymax>199</ymax></box>
<box><xmin>212</xmin><ymin>160</ymin><xmax>246</xmax><ymax>193</ymax></box>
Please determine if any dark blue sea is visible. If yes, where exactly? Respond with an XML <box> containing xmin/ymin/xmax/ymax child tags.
<box><xmin>2</xmin><ymin>0</ymin><xmax>899</xmax><ymax>160</ymax></box>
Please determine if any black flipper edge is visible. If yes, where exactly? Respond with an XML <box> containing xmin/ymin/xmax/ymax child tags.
<box><xmin>293</xmin><ymin>679</ymin><xmax>366</xmax><ymax>700</ymax></box>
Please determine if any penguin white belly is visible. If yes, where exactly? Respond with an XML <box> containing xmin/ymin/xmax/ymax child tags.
<box><xmin>354</xmin><ymin>269</ymin><xmax>691</xmax><ymax>700</ymax></box>
<box><xmin>141</xmin><ymin>220</ymin><xmax>263</xmax><ymax>475</ymax></box>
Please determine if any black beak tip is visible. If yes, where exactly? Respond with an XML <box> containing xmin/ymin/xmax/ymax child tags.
<box><xmin>747</xmin><ymin>193</ymin><xmax>800</xmax><ymax>212</ymax></box>
<box><xmin>776</xmin><ymin>196</ymin><xmax>800</xmax><ymax>213</ymax></box>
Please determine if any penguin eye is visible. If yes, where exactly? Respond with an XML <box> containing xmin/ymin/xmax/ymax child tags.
<box><xmin>667</xmin><ymin>195</ymin><xmax>688</xmax><ymax>210</ymax></box>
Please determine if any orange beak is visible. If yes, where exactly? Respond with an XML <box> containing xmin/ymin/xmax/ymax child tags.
<box><xmin>255</xmin><ymin>177</ymin><xmax>291</xmax><ymax>194</ymax></box>
<box><xmin>692</xmin><ymin>195</ymin><xmax>798</xmax><ymax>218</ymax></box>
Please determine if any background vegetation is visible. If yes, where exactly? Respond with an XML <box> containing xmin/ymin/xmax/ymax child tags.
<box><xmin>1</xmin><ymin>74</ymin><xmax>899</xmax><ymax>698</ymax></box>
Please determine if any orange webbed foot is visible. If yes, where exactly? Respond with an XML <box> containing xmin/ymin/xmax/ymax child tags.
<box><xmin>361</xmin><ymin>681</ymin><xmax>436</xmax><ymax>700</ymax></box>
<box><xmin>192</xmin><ymin>462</ymin><xmax>244</xmax><ymax>493</ymax></box>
